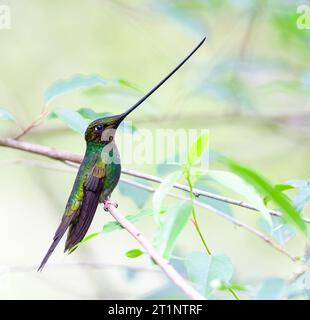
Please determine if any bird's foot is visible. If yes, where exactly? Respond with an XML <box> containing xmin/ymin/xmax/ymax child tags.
<box><xmin>103</xmin><ymin>199</ymin><xmax>118</xmax><ymax>212</ymax></box>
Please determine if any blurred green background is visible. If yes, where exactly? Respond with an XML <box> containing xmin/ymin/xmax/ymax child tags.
<box><xmin>0</xmin><ymin>0</ymin><xmax>309</xmax><ymax>299</ymax></box>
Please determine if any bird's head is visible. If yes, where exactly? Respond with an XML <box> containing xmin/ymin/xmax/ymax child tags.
<box><xmin>84</xmin><ymin>37</ymin><xmax>206</xmax><ymax>145</ymax></box>
<box><xmin>85</xmin><ymin>113</ymin><xmax>126</xmax><ymax>144</ymax></box>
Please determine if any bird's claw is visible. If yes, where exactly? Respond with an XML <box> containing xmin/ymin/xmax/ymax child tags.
<box><xmin>103</xmin><ymin>199</ymin><xmax>118</xmax><ymax>211</ymax></box>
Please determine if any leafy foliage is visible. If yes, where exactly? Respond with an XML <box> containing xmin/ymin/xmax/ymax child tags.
<box><xmin>153</xmin><ymin>171</ymin><xmax>182</xmax><ymax>223</ymax></box>
<box><xmin>44</xmin><ymin>74</ymin><xmax>139</xmax><ymax>105</ymax></box>
<box><xmin>155</xmin><ymin>200</ymin><xmax>192</xmax><ymax>259</ymax></box>
<box><xmin>187</xmin><ymin>132</ymin><xmax>209</xmax><ymax>167</ymax></box>
<box><xmin>126</xmin><ymin>249</ymin><xmax>144</xmax><ymax>258</ymax></box>
<box><xmin>207</xmin><ymin>169</ymin><xmax>272</xmax><ymax>225</ymax></box>
<box><xmin>2</xmin><ymin>0</ymin><xmax>309</xmax><ymax>300</ymax></box>
<box><xmin>193</xmin><ymin>181</ymin><xmax>234</xmax><ymax>216</ymax></box>
<box><xmin>185</xmin><ymin>252</ymin><xmax>234</xmax><ymax>298</ymax></box>
<box><xmin>257</xmin><ymin>216</ymin><xmax>296</xmax><ymax>245</ymax></box>
<box><xmin>224</xmin><ymin>159</ymin><xmax>307</xmax><ymax>236</ymax></box>
<box><xmin>44</xmin><ymin>74</ymin><xmax>108</xmax><ymax>105</ymax></box>
<box><xmin>49</xmin><ymin>108</ymin><xmax>88</xmax><ymax>135</ymax></box>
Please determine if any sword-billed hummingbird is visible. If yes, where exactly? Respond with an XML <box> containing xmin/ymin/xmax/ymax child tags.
<box><xmin>38</xmin><ymin>37</ymin><xmax>205</xmax><ymax>271</ymax></box>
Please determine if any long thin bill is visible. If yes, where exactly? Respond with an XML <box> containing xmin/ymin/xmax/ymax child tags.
<box><xmin>120</xmin><ymin>37</ymin><xmax>206</xmax><ymax>120</ymax></box>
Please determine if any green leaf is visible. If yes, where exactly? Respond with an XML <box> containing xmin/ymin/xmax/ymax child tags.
<box><xmin>185</xmin><ymin>252</ymin><xmax>234</xmax><ymax>298</ymax></box>
<box><xmin>256</xmin><ymin>278</ymin><xmax>287</xmax><ymax>300</ymax></box>
<box><xmin>156</xmin><ymin>200</ymin><xmax>193</xmax><ymax>259</ymax></box>
<box><xmin>207</xmin><ymin>170</ymin><xmax>272</xmax><ymax>225</ymax></box>
<box><xmin>153</xmin><ymin>171</ymin><xmax>182</xmax><ymax>223</ymax></box>
<box><xmin>44</xmin><ymin>74</ymin><xmax>108</xmax><ymax>105</ymax></box>
<box><xmin>49</xmin><ymin>108</ymin><xmax>88</xmax><ymax>135</ymax></box>
<box><xmin>82</xmin><ymin>79</ymin><xmax>141</xmax><ymax>96</ymax></box>
<box><xmin>273</xmin><ymin>184</ymin><xmax>296</xmax><ymax>193</ymax></box>
<box><xmin>102</xmin><ymin>208</ymin><xmax>153</xmax><ymax>233</ymax></box>
<box><xmin>126</xmin><ymin>249</ymin><xmax>144</xmax><ymax>258</ymax></box>
<box><xmin>187</xmin><ymin>132</ymin><xmax>209</xmax><ymax>167</ymax></box>
<box><xmin>209</xmin><ymin>280</ymin><xmax>247</xmax><ymax>292</ymax></box>
<box><xmin>116</xmin><ymin>79</ymin><xmax>142</xmax><ymax>92</ymax></box>
<box><xmin>263</xmin><ymin>184</ymin><xmax>294</xmax><ymax>206</ymax></box>
<box><xmin>225</xmin><ymin>160</ymin><xmax>307</xmax><ymax>236</ymax></box>
<box><xmin>257</xmin><ymin>216</ymin><xmax>296</xmax><ymax>245</ymax></box>
<box><xmin>226</xmin><ymin>282</ymin><xmax>247</xmax><ymax>292</ymax></box>
<box><xmin>0</xmin><ymin>108</ymin><xmax>14</xmax><ymax>121</ymax></box>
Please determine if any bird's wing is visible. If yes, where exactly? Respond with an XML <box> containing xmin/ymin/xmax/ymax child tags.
<box><xmin>64</xmin><ymin>165</ymin><xmax>105</xmax><ymax>252</ymax></box>
<box><xmin>38</xmin><ymin>162</ymin><xmax>105</xmax><ymax>271</ymax></box>
<box><xmin>37</xmin><ymin>205</ymin><xmax>80</xmax><ymax>271</ymax></box>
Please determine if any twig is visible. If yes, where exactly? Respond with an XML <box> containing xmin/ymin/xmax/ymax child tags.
<box><xmin>184</xmin><ymin>168</ymin><xmax>212</xmax><ymax>255</ymax></box>
<box><xmin>121</xmin><ymin>168</ymin><xmax>310</xmax><ymax>223</ymax></box>
<box><xmin>1</xmin><ymin>137</ymin><xmax>309</xmax><ymax>223</ymax></box>
<box><xmin>0</xmin><ymin>157</ymin><xmax>295</xmax><ymax>261</ymax></box>
<box><xmin>106</xmin><ymin>203</ymin><xmax>205</xmax><ymax>300</ymax></box>
<box><xmin>14</xmin><ymin>109</ymin><xmax>49</xmax><ymax>140</ymax></box>
<box><xmin>120</xmin><ymin>179</ymin><xmax>297</xmax><ymax>262</ymax></box>
<box><xmin>0</xmin><ymin>138</ymin><xmax>83</xmax><ymax>163</ymax></box>
<box><xmin>0</xmin><ymin>159</ymin><xmax>76</xmax><ymax>173</ymax></box>
<box><xmin>288</xmin><ymin>263</ymin><xmax>309</xmax><ymax>283</ymax></box>
<box><xmin>197</xmin><ymin>201</ymin><xmax>298</xmax><ymax>262</ymax></box>
<box><xmin>288</xmin><ymin>243</ymin><xmax>310</xmax><ymax>282</ymax></box>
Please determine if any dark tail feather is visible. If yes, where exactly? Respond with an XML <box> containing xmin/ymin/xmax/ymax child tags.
<box><xmin>37</xmin><ymin>214</ymin><xmax>76</xmax><ymax>272</ymax></box>
<box><xmin>64</xmin><ymin>189</ymin><xmax>100</xmax><ymax>253</ymax></box>
<box><xmin>38</xmin><ymin>176</ymin><xmax>102</xmax><ymax>271</ymax></box>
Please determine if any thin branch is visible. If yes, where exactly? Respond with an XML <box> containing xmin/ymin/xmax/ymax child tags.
<box><xmin>106</xmin><ymin>203</ymin><xmax>204</xmax><ymax>300</ymax></box>
<box><xmin>288</xmin><ymin>243</ymin><xmax>310</xmax><ymax>283</ymax></box>
<box><xmin>0</xmin><ymin>157</ymin><xmax>203</xmax><ymax>298</ymax></box>
<box><xmin>121</xmin><ymin>168</ymin><xmax>310</xmax><ymax>223</ymax></box>
<box><xmin>197</xmin><ymin>201</ymin><xmax>298</xmax><ymax>262</ymax></box>
<box><xmin>14</xmin><ymin>108</ymin><xmax>49</xmax><ymax>140</ymax></box>
<box><xmin>0</xmin><ymin>159</ymin><xmax>76</xmax><ymax>173</ymax></box>
<box><xmin>120</xmin><ymin>179</ymin><xmax>297</xmax><ymax>262</ymax></box>
<box><xmin>288</xmin><ymin>263</ymin><xmax>309</xmax><ymax>283</ymax></box>
<box><xmin>184</xmin><ymin>168</ymin><xmax>212</xmax><ymax>255</ymax></box>
<box><xmin>1</xmin><ymin>137</ymin><xmax>309</xmax><ymax>223</ymax></box>
<box><xmin>0</xmin><ymin>138</ymin><xmax>83</xmax><ymax>163</ymax></box>
<box><xmin>0</xmin><ymin>157</ymin><xmax>296</xmax><ymax>261</ymax></box>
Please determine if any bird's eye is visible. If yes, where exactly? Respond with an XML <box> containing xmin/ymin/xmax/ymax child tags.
<box><xmin>95</xmin><ymin>124</ymin><xmax>104</xmax><ymax>132</ymax></box>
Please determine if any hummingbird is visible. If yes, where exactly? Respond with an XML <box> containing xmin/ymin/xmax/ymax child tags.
<box><xmin>38</xmin><ymin>37</ymin><xmax>206</xmax><ymax>271</ymax></box>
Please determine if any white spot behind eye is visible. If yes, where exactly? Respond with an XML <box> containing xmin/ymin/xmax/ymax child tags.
<box><xmin>101</xmin><ymin>128</ymin><xmax>116</xmax><ymax>142</ymax></box>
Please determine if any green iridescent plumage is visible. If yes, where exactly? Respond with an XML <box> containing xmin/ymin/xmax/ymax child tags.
<box><xmin>38</xmin><ymin>37</ymin><xmax>205</xmax><ymax>271</ymax></box>
<box><xmin>38</xmin><ymin>116</ymin><xmax>122</xmax><ymax>271</ymax></box>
